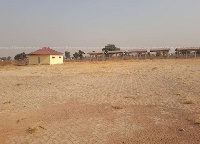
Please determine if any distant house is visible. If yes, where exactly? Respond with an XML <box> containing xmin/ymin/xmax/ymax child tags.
<box><xmin>28</xmin><ymin>47</ymin><xmax>63</xmax><ymax>65</ymax></box>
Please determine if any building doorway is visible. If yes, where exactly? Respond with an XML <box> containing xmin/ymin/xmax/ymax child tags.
<box><xmin>38</xmin><ymin>57</ymin><xmax>40</xmax><ymax>64</ymax></box>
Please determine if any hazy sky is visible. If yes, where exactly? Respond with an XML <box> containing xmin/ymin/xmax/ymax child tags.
<box><xmin>0</xmin><ymin>0</ymin><xmax>200</xmax><ymax>56</ymax></box>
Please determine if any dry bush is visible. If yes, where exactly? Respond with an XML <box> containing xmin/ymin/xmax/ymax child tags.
<box><xmin>13</xmin><ymin>60</ymin><xmax>28</xmax><ymax>66</ymax></box>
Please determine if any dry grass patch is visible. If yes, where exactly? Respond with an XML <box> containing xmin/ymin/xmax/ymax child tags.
<box><xmin>124</xmin><ymin>96</ymin><xmax>137</xmax><ymax>99</ymax></box>
<box><xmin>194</xmin><ymin>116</ymin><xmax>200</xmax><ymax>124</ymax></box>
<box><xmin>0</xmin><ymin>61</ymin><xmax>12</xmax><ymax>67</ymax></box>
<box><xmin>15</xmin><ymin>83</ymin><xmax>23</xmax><ymax>86</ymax></box>
<box><xmin>3</xmin><ymin>101</ymin><xmax>11</xmax><ymax>104</ymax></box>
<box><xmin>112</xmin><ymin>105</ymin><xmax>124</xmax><ymax>110</ymax></box>
<box><xmin>26</xmin><ymin>125</ymin><xmax>45</xmax><ymax>134</ymax></box>
<box><xmin>16</xmin><ymin>118</ymin><xmax>26</xmax><ymax>123</ymax></box>
<box><xmin>152</xmin><ymin>67</ymin><xmax>158</xmax><ymax>70</ymax></box>
<box><xmin>31</xmin><ymin>72</ymin><xmax>38</xmax><ymax>74</ymax></box>
<box><xmin>13</xmin><ymin>60</ymin><xmax>28</xmax><ymax>66</ymax></box>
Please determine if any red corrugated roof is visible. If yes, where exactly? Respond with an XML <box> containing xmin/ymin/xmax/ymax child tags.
<box><xmin>128</xmin><ymin>49</ymin><xmax>147</xmax><ymax>53</ymax></box>
<box><xmin>29</xmin><ymin>47</ymin><xmax>63</xmax><ymax>55</ymax></box>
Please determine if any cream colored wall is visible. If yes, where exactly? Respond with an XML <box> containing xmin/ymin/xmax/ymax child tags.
<box><xmin>49</xmin><ymin>55</ymin><xmax>63</xmax><ymax>65</ymax></box>
<box><xmin>29</xmin><ymin>55</ymin><xmax>63</xmax><ymax>65</ymax></box>
<box><xmin>28</xmin><ymin>55</ymin><xmax>50</xmax><ymax>65</ymax></box>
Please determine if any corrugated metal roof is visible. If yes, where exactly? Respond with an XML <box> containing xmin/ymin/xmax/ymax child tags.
<box><xmin>88</xmin><ymin>50</ymin><xmax>126</xmax><ymax>55</ymax></box>
<box><xmin>176</xmin><ymin>47</ymin><xmax>199</xmax><ymax>51</ymax></box>
<box><xmin>150</xmin><ymin>48</ymin><xmax>170</xmax><ymax>52</ymax></box>
<box><xmin>29</xmin><ymin>47</ymin><xmax>63</xmax><ymax>55</ymax></box>
<box><xmin>128</xmin><ymin>49</ymin><xmax>147</xmax><ymax>53</ymax></box>
<box><xmin>87</xmin><ymin>51</ymin><xmax>104</xmax><ymax>55</ymax></box>
<box><xmin>107</xmin><ymin>50</ymin><xmax>125</xmax><ymax>54</ymax></box>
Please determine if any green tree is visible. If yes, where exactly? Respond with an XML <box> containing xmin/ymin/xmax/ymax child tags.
<box><xmin>102</xmin><ymin>44</ymin><xmax>120</xmax><ymax>57</ymax></box>
<box><xmin>197</xmin><ymin>48</ymin><xmax>200</xmax><ymax>55</ymax></box>
<box><xmin>73</xmin><ymin>52</ymin><xmax>79</xmax><ymax>59</ymax></box>
<box><xmin>7</xmin><ymin>56</ymin><xmax>11</xmax><ymax>60</ymax></box>
<box><xmin>0</xmin><ymin>57</ymin><xmax>6</xmax><ymax>61</ymax></box>
<box><xmin>102</xmin><ymin>44</ymin><xmax>120</xmax><ymax>51</ymax></box>
<box><xmin>14</xmin><ymin>52</ymin><xmax>27</xmax><ymax>60</ymax></box>
<box><xmin>73</xmin><ymin>50</ymin><xmax>85</xmax><ymax>59</ymax></box>
<box><xmin>65</xmin><ymin>51</ymin><xmax>70</xmax><ymax>59</ymax></box>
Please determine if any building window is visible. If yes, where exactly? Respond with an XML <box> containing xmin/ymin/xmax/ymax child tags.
<box><xmin>52</xmin><ymin>56</ymin><xmax>55</xmax><ymax>58</ymax></box>
<box><xmin>59</xmin><ymin>56</ymin><xmax>62</xmax><ymax>58</ymax></box>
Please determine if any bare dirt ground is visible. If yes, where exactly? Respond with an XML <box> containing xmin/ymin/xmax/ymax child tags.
<box><xmin>0</xmin><ymin>59</ymin><xmax>200</xmax><ymax>144</ymax></box>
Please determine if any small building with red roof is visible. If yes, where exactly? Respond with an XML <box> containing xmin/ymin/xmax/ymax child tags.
<box><xmin>28</xmin><ymin>47</ymin><xmax>63</xmax><ymax>65</ymax></box>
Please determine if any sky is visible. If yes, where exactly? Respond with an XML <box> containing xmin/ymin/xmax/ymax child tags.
<box><xmin>0</xmin><ymin>0</ymin><xmax>200</xmax><ymax>57</ymax></box>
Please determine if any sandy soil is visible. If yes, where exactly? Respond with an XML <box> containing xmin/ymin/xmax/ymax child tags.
<box><xmin>0</xmin><ymin>59</ymin><xmax>200</xmax><ymax>144</ymax></box>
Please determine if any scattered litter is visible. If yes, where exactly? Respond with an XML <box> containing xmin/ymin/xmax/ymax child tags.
<box><xmin>178</xmin><ymin>128</ymin><xmax>185</xmax><ymax>132</ymax></box>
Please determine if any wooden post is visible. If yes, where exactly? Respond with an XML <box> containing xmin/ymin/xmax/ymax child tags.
<box><xmin>195</xmin><ymin>51</ymin><xmax>197</xmax><ymax>58</ymax></box>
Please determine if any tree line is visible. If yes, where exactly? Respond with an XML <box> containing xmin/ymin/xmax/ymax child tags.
<box><xmin>65</xmin><ymin>44</ymin><xmax>120</xmax><ymax>59</ymax></box>
<box><xmin>6</xmin><ymin>44</ymin><xmax>200</xmax><ymax>60</ymax></box>
<box><xmin>0</xmin><ymin>56</ymin><xmax>11</xmax><ymax>61</ymax></box>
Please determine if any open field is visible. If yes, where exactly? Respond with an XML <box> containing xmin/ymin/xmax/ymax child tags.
<box><xmin>0</xmin><ymin>59</ymin><xmax>200</xmax><ymax>144</ymax></box>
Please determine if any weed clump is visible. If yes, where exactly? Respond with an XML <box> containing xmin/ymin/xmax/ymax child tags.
<box><xmin>112</xmin><ymin>105</ymin><xmax>123</xmax><ymax>110</ymax></box>
<box><xmin>26</xmin><ymin>125</ymin><xmax>45</xmax><ymax>134</ymax></box>
<box><xmin>184</xmin><ymin>98</ymin><xmax>195</xmax><ymax>104</ymax></box>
